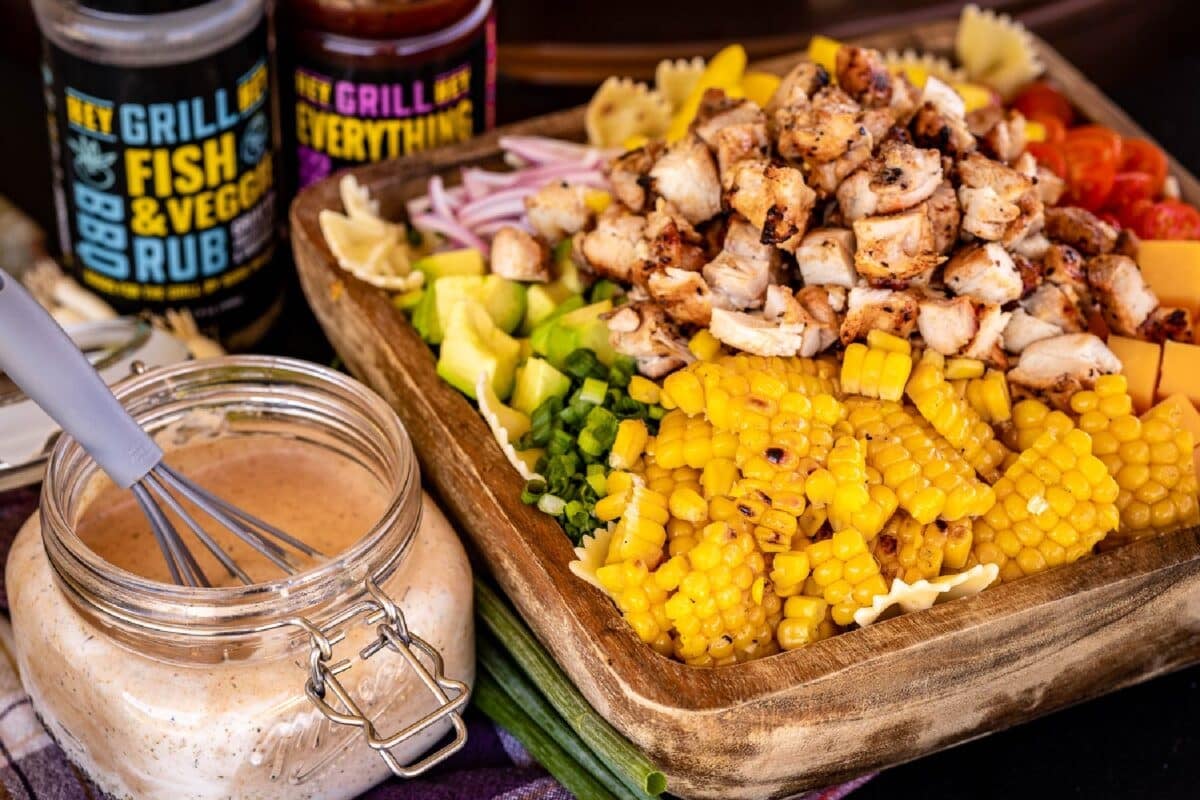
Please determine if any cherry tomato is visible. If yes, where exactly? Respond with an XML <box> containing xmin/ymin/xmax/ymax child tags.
<box><xmin>1013</xmin><ymin>81</ymin><xmax>1074</xmax><ymax>125</ymax></box>
<box><xmin>1028</xmin><ymin>112</ymin><xmax>1066</xmax><ymax>144</ymax></box>
<box><xmin>1105</xmin><ymin>171</ymin><xmax>1157</xmax><ymax>214</ymax></box>
<box><xmin>1065</xmin><ymin>125</ymin><xmax>1123</xmax><ymax>163</ymax></box>
<box><xmin>1026</xmin><ymin>141</ymin><xmax>1067</xmax><ymax>178</ymax></box>
<box><xmin>1119</xmin><ymin>138</ymin><xmax>1168</xmax><ymax>195</ymax></box>
<box><xmin>1063</xmin><ymin>142</ymin><xmax>1117</xmax><ymax>211</ymax></box>
<box><xmin>1133</xmin><ymin>200</ymin><xmax>1200</xmax><ymax>240</ymax></box>
<box><xmin>1118</xmin><ymin>198</ymin><xmax>1154</xmax><ymax>230</ymax></box>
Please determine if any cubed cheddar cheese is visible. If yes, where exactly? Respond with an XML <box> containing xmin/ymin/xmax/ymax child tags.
<box><xmin>1157</xmin><ymin>340</ymin><xmax>1200</xmax><ymax>405</ymax></box>
<box><xmin>1150</xmin><ymin>394</ymin><xmax>1200</xmax><ymax>444</ymax></box>
<box><xmin>1107</xmin><ymin>335</ymin><xmax>1162</xmax><ymax>412</ymax></box>
<box><xmin>1137</xmin><ymin>240</ymin><xmax>1200</xmax><ymax>318</ymax></box>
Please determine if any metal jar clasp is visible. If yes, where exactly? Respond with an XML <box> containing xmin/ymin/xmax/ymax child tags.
<box><xmin>288</xmin><ymin>577</ymin><xmax>469</xmax><ymax>777</ymax></box>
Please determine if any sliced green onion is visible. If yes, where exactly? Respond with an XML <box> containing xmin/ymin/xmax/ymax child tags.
<box><xmin>520</xmin><ymin>479</ymin><xmax>547</xmax><ymax>505</ymax></box>
<box><xmin>563</xmin><ymin>348</ymin><xmax>600</xmax><ymax>380</ymax></box>
<box><xmin>586</xmin><ymin>470</ymin><xmax>609</xmax><ymax>495</ymax></box>
<box><xmin>547</xmin><ymin>429</ymin><xmax>575</xmax><ymax>456</ymax></box>
<box><xmin>537</xmin><ymin>493</ymin><xmax>567</xmax><ymax>515</ymax></box>
<box><xmin>580</xmin><ymin>377</ymin><xmax>609</xmax><ymax>406</ymax></box>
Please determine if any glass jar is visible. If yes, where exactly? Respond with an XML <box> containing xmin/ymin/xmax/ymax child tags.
<box><xmin>281</xmin><ymin>0</ymin><xmax>496</xmax><ymax>190</ymax></box>
<box><xmin>33</xmin><ymin>0</ymin><xmax>284</xmax><ymax>349</ymax></box>
<box><xmin>6</xmin><ymin>356</ymin><xmax>474</xmax><ymax>800</ymax></box>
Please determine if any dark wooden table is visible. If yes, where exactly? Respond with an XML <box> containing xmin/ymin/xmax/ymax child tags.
<box><xmin>2</xmin><ymin>2</ymin><xmax>1198</xmax><ymax>797</ymax></box>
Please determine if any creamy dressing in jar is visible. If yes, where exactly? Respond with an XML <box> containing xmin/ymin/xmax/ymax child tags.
<box><xmin>6</xmin><ymin>357</ymin><xmax>474</xmax><ymax>800</ymax></box>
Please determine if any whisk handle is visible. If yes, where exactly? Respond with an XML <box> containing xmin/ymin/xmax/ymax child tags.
<box><xmin>0</xmin><ymin>269</ymin><xmax>162</xmax><ymax>487</ymax></box>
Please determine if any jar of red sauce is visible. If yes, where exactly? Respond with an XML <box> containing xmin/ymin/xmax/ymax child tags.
<box><xmin>282</xmin><ymin>0</ymin><xmax>495</xmax><ymax>190</ymax></box>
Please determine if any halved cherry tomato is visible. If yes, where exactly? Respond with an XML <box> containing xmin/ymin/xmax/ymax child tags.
<box><xmin>1119</xmin><ymin>138</ymin><xmax>1168</xmax><ymax>195</ymax></box>
<box><xmin>1118</xmin><ymin>197</ymin><xmax>1154</xmax><ymax>230</ymax></box>
<box><xmin>1105</xmin><ymin>171</ymin><xmax>1157</xmax><ymax>214</ymax></box>
<box><xmin>1063</xmin><ymin>142</ymin><xmax>1116</xmax><ymax>211</ymax></box>
<box><xmin>1026</xmin><ymin>141</ymin><xmax>1067</xmax><ymax>178</ymax></box>
<box><xmin>1027</xmin><ymin>112</ymin><xmax>1066</xmax><ymax>144</ymax></box>
<box><xmin>1133</xmin><ymin>200</ymin><xmax>1200</xmax><ymax>240</ymax></box>
<box><xmin>1013</xmin><ymin>81</ymin><xmax>1074</xmax><ymax>125</ymax></box>
<box><xmin>1065</xmin><ymin>125</ymin><xmax>1123</xmax><ymax>164</ymax></box>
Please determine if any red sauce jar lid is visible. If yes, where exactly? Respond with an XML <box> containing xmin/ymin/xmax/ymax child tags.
<box><xmin>286</xmin><ymin>0</ymin><xmax>480</xmax><ymax>39</ymax></box>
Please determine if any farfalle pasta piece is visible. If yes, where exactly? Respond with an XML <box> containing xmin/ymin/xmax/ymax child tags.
<box><xmin>955</xmin><ymin>3</ymin><xmax>1043</xmax><ymax>99</ymax></box>
<box><xmin>476</xmin><ymin>373</ymin><xmax>543</xmax><ymax>482</ymax></box>
<box><xmin>585</xmin><ymin>76</ymin><xmax>672</xmax><ymax>148</ymax></box>
<box><xmin>882</xmin><ymin>48</ymin><xmax>966</xmax><ymax>88</ymax></box>
<box><xmin>319</xmin><ymin>176</ymin><xmax>426</xmax><ymax>291</ymax></box>
<box><xmin>852</xmin><ymin>562</ymin><xmax>999</xmax><ymax>627</ymax></box>
<box><xmin>569</xmin><ymin>525</ymin><xmax>615</xmax><ymax>591</ymax></box>
<box><xmin>340</xmin><ymin>174</ymin><xmax>381</xmax><ymax>221</ymax></box>
<box><xmin>654</xmin><ymin>55</ymin><xmax>706</xmax><ymax>112</ymax></box>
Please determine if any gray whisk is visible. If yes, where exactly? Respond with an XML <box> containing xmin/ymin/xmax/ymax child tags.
<box><xmin>0</xmin><ymin>268</ymin><xmax>324</xmax><ymax>586</ymax></box>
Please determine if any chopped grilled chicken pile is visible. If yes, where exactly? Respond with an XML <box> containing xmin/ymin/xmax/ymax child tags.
<box><xmin>514</xmin><ymin>45</ymin><xmax>1184</xmax><ymax>408</ymax></box>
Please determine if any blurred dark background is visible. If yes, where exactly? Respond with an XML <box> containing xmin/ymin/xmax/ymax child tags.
<box><xmin>1</xmin><ymin>1</ymin><xmax>1197</xmax><ymax>797</ymax></box>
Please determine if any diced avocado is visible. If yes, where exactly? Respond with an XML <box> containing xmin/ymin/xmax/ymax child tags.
<box><xmin>477</xmin><ymin>275</ymin><xmax>527</xmax><ymax>334</ymax></box>
<box><xmin>413</xmin><ymin>248</ymin><xmax>486</xmax><ymax>279</ymax></box>
<box><xmin>530</xmin><ymin>294</ymin><xmax>586</xmax><ymax>356</ymax></box>
<box><xmin>418</xmin><ymin>275</ymin><xmax>484</xmax><ymax>344</ymax></box>
<box><xmin>520</xmin><ymin>282</ymin><xmax>575</xmax><ymax>335</ymax></box>
<box><xmin>511</xmin><ymin>357</ymin><xmax>572</xmax><ymax>415</ymax></box>
<box><xmin>541</xmin><ymin>300</ymin><xmax>618</xmax><ymax>367</ymax></box>
<box><xmin>436</xmin><ymin>299</ymin><xmax>521</xmax><ymax>400</ymax></box>
<box><xmin>552</xmin><ymin>239</ymin><xmax>590</xmax><ymax>295</ymax></box>
<box><xmin>392</xmin><ymin>288</ymin><xmax>425</xmax><ymax>313</ymax></box>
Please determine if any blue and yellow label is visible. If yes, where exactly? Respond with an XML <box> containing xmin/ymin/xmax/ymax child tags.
<box><xmin>44</xmin><ymin>18</ymin><xmax>280</xmax><ymax>336</ymax></box>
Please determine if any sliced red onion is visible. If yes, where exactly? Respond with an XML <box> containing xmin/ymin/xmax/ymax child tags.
<box><xmin>412</xmin><ymin>212</ymin><xmax>488</xmax><ymax>254</ymax></box>
<box><xmin>428</xmin><ymin>175</ymin><xmax>456</xmax><ymax>220</ymax></box>
<box><xmin>499</xmin><ymin>135</ymin><xmax>615</xmax><ymax>166</ymax></box>
<box><xmin>460</xmin><ymin>197</ymin><xmax>530</xmax><ymax>228</ymax></box>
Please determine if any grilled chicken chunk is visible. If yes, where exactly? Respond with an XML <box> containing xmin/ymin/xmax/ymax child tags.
<box><xmin>793</xmin><ymin>285</ymin><xmax>843</xmax><ymax>353</ymax></box>
<box><xmin>943</xmin><ymin>242</ymin><xmax>1023</xmax><ymax>305</ymax></box>
<box><xmin>1041</xmin><ymin>243</ymin><xmax>1089</xmax><ymax>296</ymax></box>
<box><xmin>962</xmin><ymin>303</ymin><xmax>1010</xmax><ymax>367</ymax></box>
<box><xmin>836</xmin><ymin>46</ymin><xmax>894</xmax><ymax>108</ymax></box>
<box><xmin>911</xmin><ymin>102</ymin><xmax>977</xmax><ymax>159</ymax></box>
<box><xmin>918</xmin><ymin>295</ymin><xmax>978</xmax><ymax>355</ymax></box>
<box><xmin>709</xmin><ymin>307</ymin><xmax>808</xmax><ymax>357</ymax></box>
<box><xmin>836</xmin><ymin>141</ymin><xmax>943</xmax><ymax>221</ymax></box>
<box><xmin>767</xmin><ymin>61</ymin><xmax>831</xmax><ymax>115</ymax></box>
<box><xmin>796</xmin><ymin>228</ymin><xmax>857</xmax><ymax>287</ymax></box>
<box><xmin>490</xmin><ymin>226</ymin><xmax>550</xmax><ymax>282</ymax></box>
<box><xmin>957</xmin><ymin>153</ymin><xmax>1043</xmax><ymax>243</ymax></box>
<box><xmin>702</xmin><ymin>217</ymin><xmax>779</xmax><ymax>310</ymax></box>
<box><xmin>1036</xmin><ymin>167</ymin><xmax>1066</xmax><ymax>206</ymax></box>
<box><xmin>1003</xmin><ymin>308</ymin><xmax>1063</xmax><ymax>354</ymax></box>
<box><xmin>693</xmin><ymin>90</ymin><xmax>771</xmax><ymax>180</ymax></box>
<box><xmin>580</xmin><ymin>209</ymin><xmax>648</xmax><ymax>284</ymax></box>
<box><xmin>840</xmin><ymin>286</ymin><xmax>920</xmax><ymax>343</ymax></box>
<box><xmin>524</xmin><ymin>182</ymin><xmax>590</xmax><ymax>244</ymax></box>
<box><xmin>1087</xmin><ymin>254</ymin><xmax>1158</xmax><ymax>336</ymax></box>
<box><xmin>1043</xmin><ymin>207</ymin><xmax>1118</xmax><ymax>255</ymax></box>
<box><xmin>726</xmin><ymin>160</ymin><xmax>816</xmax><ymax>250</ymax></box>
<box><xmin>606</xmin><ymin>143</ymin><xmax>661</xmax><ymax>213</ymax></box>
<box><xmin>921</xmin><ymin>77</ymin><xmax>965</xmax><ymax>120</ymax></box>
<box><xmin>925</xmin><ymin>180</ymin><xmax>962</xmax><ymax>254</ymax></box>
<box><xmin>1022</xmin><ymin>283</ymin><xmax>1086</xmax><ymax>333</ymax></box>
<box><xmin>649</xmin><ymin>134</ymin><xmax>723</xmax><ymax>225</ymax></box>
<box><xmin>606</xmin><ymin>302</ymin><xmax>694</xmax><ymax>377</ymax></box>
<box><xmin>852</xmin><ymin>206</ymin><xmax>943</xmax><ymax>282</ymax></box>
<box><xmin>776</xmin><ymin>86</ymin><xmax>871</xmax><ymax>165</ymax></box>
<box><xmin>1007</xmin><ymin>333</ymin><xmax>1121</xmax><ymax>408</ymax></box>
<box><xmin>647</xmin><ymin>267</ymin><xmax>713</xmax><ymax>326</ymax></box>
<box><xmin>1139</xmin><ymin>305</ymin><xmax>1194</xmax><ymax>344</ymax></box>
<box><xmin>974</xmin><ymin>109</ymin><xmax>1028</xmax><ymax>165</ymax></box>
<box><xmin>1012</xmin><ymin>232</ymin><xmax>1051</xmax><ymax>261</ymax></box>
<box><xmin>645</xmin><ymin>198</ymin><xmax>707</xmax><ymax>273</ymax></box>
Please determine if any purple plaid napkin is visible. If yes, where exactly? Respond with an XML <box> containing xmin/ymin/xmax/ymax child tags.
<box><xmin>0</xmin><ymin>485</ymin><xmax>870</xmax><ymax>799</ymax></box>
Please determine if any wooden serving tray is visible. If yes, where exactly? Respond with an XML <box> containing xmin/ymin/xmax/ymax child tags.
<box><xmin>291</xmin><ymin>21</ymin><xmax>1200</xmax><ymax>800</ymax></box>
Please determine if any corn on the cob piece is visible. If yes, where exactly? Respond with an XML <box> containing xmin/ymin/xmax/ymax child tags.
<box><xmin>957</xmin><ymin>369</ymin><xmax>1012</xmax><ymax>424</ymax></box>
<box><xmin>841</xmin><ymin>337</ymin><xmax>913</xmax><ymax>402</ymax></box>
<box><xmin>972</xmin><ymin>425</ymin><xmax>1120</xmax><ymax>583</ymax></box>
<box><xmin>906</xmin><ymin>350</ymin><xmax>1010</xmax><ymax>481</ymax></box>
<box><xmin>1071</xmin><ymin>375</ymin><xmax>1200</xmax><ymax>542</ymax></box>
<box><xmin>845</xmin><ymin>398</ymin><xmax>995</xmax><ymax>523</ymax></box>
<box><xmin>1010</xmin><ymin>398</ymin><xmax>1076</xmax><ymax>452</ymax></box>
<box><xmin>802</xmin><ymin>529</ymin><xmax>890</xmax><ymax>626</ymax></box>
<box><xmin>872</xmin><ymin>513</ymin><xmax>973</xmax><ymax>583</ymax></box>
<box><xmin>595</xmin><ymin>558</ymin><xmax>675</xmax><ymax>656</ymax></box>
<box><xmin>659</xmin><ymin>521</ymin><xmax>780</xmax><ymax>665</ymax></box>
<box><xmin>776</xmin><ymin>594</ymin><xmax>836</xmax><ymax>650</ymax></box>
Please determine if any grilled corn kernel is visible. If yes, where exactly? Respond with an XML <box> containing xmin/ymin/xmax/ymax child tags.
<box><xmin>842</xmin><ymin>341</ymin><xmax>913</xmax><ymax>402</ymax></box>
<box><xmin>945</xmin><ymin>357</ymin><xmax>985</xmax><ymax>381</ymax></box>
<box><xmin>688</xmin><ymin>329</ymin><xmax>723</xmax><ymax>362</ymax></box>
<box><xmin>867</xmin><ymin>329</ymin><xmax>912</xmax><ymax>355</ymax></box>
<box><xmin>610</xmin><ymin>419</ymin><xmax>649</xmax><ymax>469</ymax></box>
<box><xmin>628</xmin><ymin>376</ymin><xmax>661</xmax><ymax>405</ymax></box>
<box><xmin>873</xmin><ymin>513</ymin><xmax>973</xmax><ymax>583</ymax></box>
